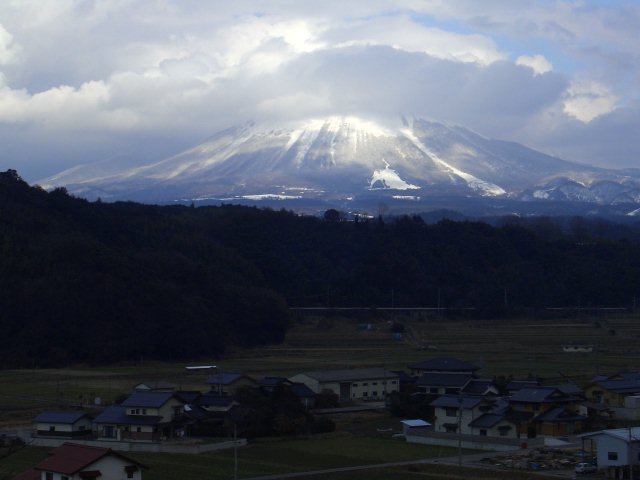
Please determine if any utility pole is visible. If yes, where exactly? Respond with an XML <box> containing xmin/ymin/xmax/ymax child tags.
<box><xmin>458</xmin><ymin>394</ymin><xmax>463</xmax><ymax>467</ymax></box>
<box><xmin>234</xmin><ymin>422</ymin><xmax>238</xmax><ymax>480</ymax></box>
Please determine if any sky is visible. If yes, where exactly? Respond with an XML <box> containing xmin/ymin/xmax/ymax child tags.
<box><xmin>1</xmin><ymin>0</ymin><xmax>639</xmax><ymax>181</ymax></box>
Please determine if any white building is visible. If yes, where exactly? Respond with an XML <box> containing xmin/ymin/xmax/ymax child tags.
<box><xmin>289</xmin><ymin>368</ymin><xmax>399</xmax><ymax>402</ymax></box>
<box><xmin>582</xmin><ymin>427</ymin><xmax>640</xmax><ymax>478</ymax></box>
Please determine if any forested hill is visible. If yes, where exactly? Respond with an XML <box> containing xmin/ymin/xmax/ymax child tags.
<box><xmin>2</xmin><ymin>169</ymin><xmax>640</xmax><ymax>367</ymax></box>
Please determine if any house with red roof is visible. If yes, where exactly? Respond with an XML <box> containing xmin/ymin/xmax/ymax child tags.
<box><xmin>12</xmin><ymin>442</ymin><xmax>147</xmax><ymax>480</ymax></box>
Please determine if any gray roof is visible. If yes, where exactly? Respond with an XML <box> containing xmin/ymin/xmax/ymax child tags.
<box><xmin>408</xmin><ymin>357</ymin><xmax>479</xmax><ymax>372</ymax></box>
<box><xmin>462</xmin><ymin>379</ymin><xmax>496</xmax><ymax>395</ymax></box>
<box><xmin>510</xmin><ymin>387</ymin><xmax>570</xmax><ymax>403</ymax></box>
<box><xmin>534</xmin><ymin>406</ymin><xmax>587</xmax><ymax>423</ymax></box>
<box><xmin>35</xmin><ymin>411</ymin><xmax>91</xmax><ymax>424</ymax></box>
<box><xmin>430</xmin><ymin>394</ymin><xmax>488</xmax><ymax>409</ymax></box>
<box><xmin>290</xmin><ymin>383</ymin><xmax>316</xmax><ymax>398</ymax></box>
<box><xmin>196</xmin><ymin>394</ymin><xmax>236</xmax><ymax>408</ymax></box>
<box><xmin>295</xmin><ymin>368</ymin><xmax>399</xmax><ymax>383</ymax></box>
<box><xmin>206</xmin><ymin>372</ymin><xmax>247</xmax><ymax>386</ymax></box>
<box><xmin>582</xmin><ymin>427</ymin><xmax>640</xmax><ymax>443</ymax></box>
<box><xmin>416</xmin><ymin>372</ymin><xmax>472</xmax><ymax>388</ymax></box>
<box><xmin>506</xmin><ymin>380</ymin><xmax>541</xmax><ymax>392</ymax></box>
<box><xmin>121</xmin><ymin>391</ymin><xmax>180</xmax><ymax>408</ymax></box>
<box><xmin>468</xmin><ymin>413</ymin><xmax>507</xmax><ymax>428</ymax></box>
<box><xmin>93</xmin><ymin>406</ymin><xmax>163</xmax><ymax>426</ymax></box>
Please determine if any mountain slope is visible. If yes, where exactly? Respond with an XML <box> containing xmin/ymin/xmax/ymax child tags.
<box><xmin>41</xmin><ymin>116</ymin><xmax>640</xmax><ymax>206</ymax></box>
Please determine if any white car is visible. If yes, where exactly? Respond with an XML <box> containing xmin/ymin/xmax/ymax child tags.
<box><xmin>575</xmin><ymin>462</ymin><xmax>597</xmax><ymax>474</ymax></box>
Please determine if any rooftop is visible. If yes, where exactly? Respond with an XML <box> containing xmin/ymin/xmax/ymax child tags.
<box><xmin>93</xmin><ymin>406</ymin><xmax>163</xmax><ymax>426</ymax></box>
<box><xmin>32</xmin><ymin>442</ymin><xmax>145</xmax><ymax>476</ymax></box>
<box><xmin>121</xmin><ymin>391</ymin><xmax>179</xmax><ymax>408</ymax></box>
<box><xmin>35</xmin><ymin>411</ymin><xmax>90</xmax><ymax>424</ymax></box>
<box><xmin>408</xmin><ymin>357</ymin><xmax>479</xmax><ymax>373</ymax></box>
<box><xmin>294</xmin><ymin>368</ymin><xmax>398</xmax><ymax>383</ymax></box>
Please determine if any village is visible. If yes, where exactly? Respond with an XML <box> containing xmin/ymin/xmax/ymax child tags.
<box><xmin>10</xmin><ymin>356</ymin><xmax>640</xmax><ymax>479</ymax></box>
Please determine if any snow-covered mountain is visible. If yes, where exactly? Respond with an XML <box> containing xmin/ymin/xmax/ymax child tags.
<box><xmin>41</xmin><ymin>116</ymin><xmax>640</xmax><ymax>210</ymax></box>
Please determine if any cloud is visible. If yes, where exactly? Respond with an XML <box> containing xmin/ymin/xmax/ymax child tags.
<box><xmin>0</xmin><ymin>1</ymin><xmax>639</xmax><ymax>179</ymax></box>
<box><xmin>563</xmin><ymin>80</ymin><xmax>618</xmax><ymax>123</ymax></box>
<box><xmin>516</xmin><ymin>54</ymin><xmax>553</xmax><ymax>76</ymax></box>
<box><xmin>0</xmin><ymin>24</ymin><xmax>20</xmax><ymax>65</ymax></box>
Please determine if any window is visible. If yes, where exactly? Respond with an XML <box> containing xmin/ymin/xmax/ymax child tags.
<box><xmin>372</xmin><ymin>391</ymin><xmax>377</xmax><ymax>397</ymax></box>
<box><xmin>45</xmin><ymin>473</ymin><xmax>53</xmax><ymax>480</ymax></box>
<box><xmin>444</xmin><ymin>424</ymin><xmax>457</xmax><ymax>433</ymax></box>
<box><xmin>430</xmin><ymin>388</ymin><xmax>439</xmax><ymax>394</ymax></box>
<box><xmin>61</xmin><ymin>476</ymin><xmax>69</xmax><ymax>480</ymax></box>
<box><xmin>136</xmin><ymin>427</ymin><xmax>142</xmax><ymax>433</ymax></box>
<box><xmin>373</xmin><ymin>382</ymin><xmax>378</xmax><ymax>386</ymax></box>
<box><xmin>49</xmin><ymin>426</ymin><xmax>55</xmax><ymax>432</ymax></box>
<box><xmin>142</xmin><ymin>408</ymin><xmax>147</xmax><ymax>415</ymax></box>
<box><xmin>479</xmin><ymin>429</ymin><xmax>487</xmax><ymax>436</ymax></box>
<box><xmin>363</xmin><ymin>383</ymin><xmax>368</xmax><ymax>386</ymax></box>
<box><xmin>363</xmin><ymin>392</ymin><xmax>368</xmax><ymax>397</ymax></box>
<box><xmin>79</xmin><ymin>425</ymin><xmax>86</xmax><ymax>431</ymax></box>
<box><xmin>391</xmin><ymin>381</ymin><xmax>397</xmax><ymax>384</ymax></box>
<box><xmin>352</xmin><ymin>383</ymin><xmax>358</xmax><ymax>387</ymax></box>
<box><xmin>445</xmin><ymin>407</ymin><xmax>458</xmax><ymax>417</ymax></box>
<box><xmin>498</xmin><ymin>426</ymin><xmax>511</xmax><ymax>437</ymax></box>
<box><xmin>608</xmin><ymin>452</ymin><xmax>619</xmax><ymax>461</ymax></box>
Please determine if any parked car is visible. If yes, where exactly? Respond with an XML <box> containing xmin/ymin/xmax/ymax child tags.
<box><xmin>575</xmin><ymin>462</ymin><xmax>597</xmax><ymax>474</ymax></box>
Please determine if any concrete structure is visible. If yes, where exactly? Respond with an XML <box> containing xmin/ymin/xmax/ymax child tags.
<box><xmin>289</xmin><ymin>368</ymin><xmax>399</xmax><ymax>402</ymax></box>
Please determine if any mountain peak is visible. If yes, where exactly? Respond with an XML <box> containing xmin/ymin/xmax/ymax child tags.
<box><xmin>39</xmin><ymin>115</ymin><xmax>640</xmax><ymax>210</ymax></box>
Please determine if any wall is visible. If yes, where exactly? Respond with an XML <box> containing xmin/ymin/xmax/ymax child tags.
<box><xmin>31</xmin><ymin>437</ymin><xmax>247</xmax><ymax>454</ymax></box>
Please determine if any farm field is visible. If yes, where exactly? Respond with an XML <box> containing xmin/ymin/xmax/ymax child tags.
<box><xmin>1</xmin><ymin>312</ymin><xmax>639</xmax><ymax>426</ymax></box>
<box><xmin>2</xmin><ymin>433</ymin><xmax>559</xmax><ymax>480</ymax></box>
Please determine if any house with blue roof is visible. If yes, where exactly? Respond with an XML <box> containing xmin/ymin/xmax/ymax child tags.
<box><xmin>93</xmin><ymin>391</ymin><xmax>187</xmax><ymax>442</ymax></box>
<box><xmin>34</xmin><ymin>411</ymin><xmax>93</xmax><ymax>439</ymax></box>
<box><xmin>206</xmin><ymin>371</ymin><xmax>257</xmax><ymax>396</ymax></box>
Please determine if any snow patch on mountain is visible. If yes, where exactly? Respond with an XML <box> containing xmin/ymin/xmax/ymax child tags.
<box><xmin>369</xmin><ymin>160</ymin><xmax>419</xmax><ymax>190</ymax></box>
<box><xmin>401</xmin><ymin>128</ymin><xmax>506</xmax><ymax>196</ymax></box>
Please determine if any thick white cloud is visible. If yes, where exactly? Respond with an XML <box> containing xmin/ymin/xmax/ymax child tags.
<box><xmin>0</xmin><ymin>0</ymin><xmax>639</xmax><ymax>180</ymax></box>
<box><xmin>516</xmin><ymin>54</ymin><xmax>553</xmax><ymax>76</ymax></box>
<box><xmin>563</xmin><ymin>80</ymin><xmax>618</xmax><ymax>123</ymax></box>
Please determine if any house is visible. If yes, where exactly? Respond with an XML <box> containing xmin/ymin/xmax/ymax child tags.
<box><xmin>509</xmin><ymin>386</ymin><xmax>586</xmax><ymax>437</ymax></box>
<box><xmin>581</xmin><ymin>427</ymin><xmax>640</xmax><ymax>478</ymax></box>
<box><xmin>206</xmin><ymin>372</ymin><xmax>257</xmax><ymax>396</ymax></box>
<box><xmin>415</xmin><ymin>372</ymin><xmax>473</xmax><ymax>395</ymax></box>
<box><xmin>585</xmin><ymin>372</ymin><xmax>640</xmax><ymax>420</ymax></box>
<box><xmin>415</xmin><ymin>373</ymin><xmax>497</xmax><ymax>396</ymax></box>
<box><xmin>133</xmin><ymin>381</ymin><xmax>176</xmax><ymax>392</ymax></box>
<box><xmin>506</xmin><ymin>380</ymin><xmax>541</xmax><ymax>396</ymax></box>
<box><xmin>408</xmin><ymin>357</ymin><xmax>479</xmax><ymax>377</ymax></box>
<box><xmin>93</xmin><ymin>391</ymin><xmax>186</xmax><ymax>442</ymax></box>
<box><xmin>196</xmin><ymin>393</ymin><xmax>239</xmax><ymax>414</ymax></box>
<box><xmin>258</xmin><ymin>376</ymin><xmax>293</xmax><ymax>394</ymax></box>
<box><xmin>430</xmin><ymin>394</ymin><xmax>496</xmax><ymax>435</ymax></box>
<box><xmin>13</xmin><ymin>442</ymin><xmax>147</xmax><ymax>480</ymax></box>
<box><xmin>34</xmin><ymin>411</ymin><xmax>92</xmax><ymax>439</ymax></box>
<box><xmin>289</xmin><ymin>382</ymin><xmax>317</xmax><ymax>409</ymax></box>
<box><xmin>468</xmin><ymin>412</ymin><xmax>519</xmax><ymax>439</ymax></box>
<box><xmin>289</xmin><ymin>368</ymin><xmax>399</xmax><ymax>402</ymax></box>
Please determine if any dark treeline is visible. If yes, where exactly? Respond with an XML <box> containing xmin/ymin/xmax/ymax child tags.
<box><xmin>1</xmin><ymin>169</ymin><xmax>640</xmax><ymax>366</ymax></box>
